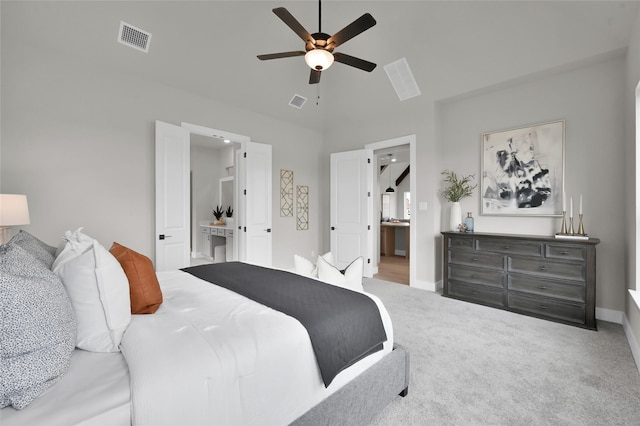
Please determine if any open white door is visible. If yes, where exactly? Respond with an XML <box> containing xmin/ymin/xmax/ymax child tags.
<box><xmin>238</xmin><ymin>141</ymin><xmax>273</xmax><ymax>267</ymax></box>
<box><xmin>330</xmin><ymin>149</ymin><xmax>373</xmax><ymax>276</ymax></box>
<box><xmin>155</xmin><ymin>121</ymin><xmax>190</xmax><ymax>271</ymax></box>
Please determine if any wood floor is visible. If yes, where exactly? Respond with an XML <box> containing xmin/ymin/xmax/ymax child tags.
<box><xmin>374</xmin><ymin>255</ymin><xmax>410</xmax><ymax>285</ymax></box>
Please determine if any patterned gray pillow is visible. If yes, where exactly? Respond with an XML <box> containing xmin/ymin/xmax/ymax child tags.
<box><xmin>0</xmin><ymin>243</ymin><xmax>77</xmax><ymax>409</ymax></box>
<box><xmin>9</xmin><ymin>230</ymin><xmax>57</xmax><ymax>270</ymax></box>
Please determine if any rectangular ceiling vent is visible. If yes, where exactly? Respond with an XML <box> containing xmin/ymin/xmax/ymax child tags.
<box><xmin>118</xmin><ymin>21</ymin><xmax>151</xmax><ymax>53</ymax></box>
<box><xmin>289</xmin><ymin>94</ymin><xmax>307</xmax><ymax>109</ymax></box>
<box><xmin>384</xmin><ymin>58</ymin><xmax>421</xmax><ymax>101</ymax></box>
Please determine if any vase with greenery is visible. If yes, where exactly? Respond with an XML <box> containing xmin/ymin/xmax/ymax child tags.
<box><xmin>225</xmin><ymin>206</ymin><xmax>233</xmax><ymax>218</ymax></box>
<box><xmin>441</xmin><ymin>170</ymin><xmax>477</xmax><ymax>231</ymax></box>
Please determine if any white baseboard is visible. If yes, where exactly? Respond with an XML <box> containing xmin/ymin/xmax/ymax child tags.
<box><xmin>622</xmin><ymin>313</ymin><xmax>640</xmax><ymax>375</ymax></box>
<box><xmin>596</xmin><ymin>307</ymin><xmax>624</xmax><ymax>324</ymax></box>
<box><xmin>411</xmin><ymin>279</ymin><xmax>437</xmax><ymax>292</ymax></box>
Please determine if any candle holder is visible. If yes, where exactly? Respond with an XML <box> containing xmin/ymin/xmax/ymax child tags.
<box><xmin>560</xmin><ymin>211</ymin><xmax>567</xmax><ymax>234</ymax></box>
<box><xmin>569</xmin><ymin>215</ymin><xmax>575</xmax><ymax>235</ymax></box>
<box><xmin>578</xmin><ymin>213</ymin><xmax>585</xmax><ymax>236</ymax></box>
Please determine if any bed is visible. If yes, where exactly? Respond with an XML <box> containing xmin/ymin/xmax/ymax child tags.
<box><xmin>1</xmin><ymin>231</ymin><xmax>409</xmax><ymax>425</ymax></box>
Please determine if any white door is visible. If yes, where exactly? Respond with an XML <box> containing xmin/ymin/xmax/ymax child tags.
<box><xmin>330</xmin><ymin>149</ymin><xmax>373</xmax><ymax>276</ymax></box>
<box><xmin>155</xmin><ymin>121</ymin><xmax>190</xmax><ymax>271</ymax></box>
<box><xmin>239</xmin><ymin>141</ymin><xmax>273</xmax><ymax>267</ymax></box>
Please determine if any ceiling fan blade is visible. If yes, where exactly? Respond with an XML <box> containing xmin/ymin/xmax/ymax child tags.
<box><xmin>257</xmin><ymin>51</ymin><xmax>306</xmax><ymax>61</ymax></box>
<box><xmin>327</xmin><ymin>13</ymin><xmax>376</xmax><ymax>49</ymax></box>
<box><xmin>309</xmin><ymin>69</ymin><xmax>321</xmax><ymax>84</ymax></box>
<box><xmin>333</xmin><ymin>52</ymin><xmax>377</xmax><ymax>72</ymax></box>
<box><xmin>273</xmin><ymin>7</ymin><xmax>315</xmax><ymax>44</ymax></box>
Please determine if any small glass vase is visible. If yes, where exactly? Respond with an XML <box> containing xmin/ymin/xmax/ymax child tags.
<box><xmin>464</xmin><ymin>212</ymin><xmax>474</xmax><ymax>232</ymax></box>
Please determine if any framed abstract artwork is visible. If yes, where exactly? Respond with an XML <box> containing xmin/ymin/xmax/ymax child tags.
<box><xmin>481</xmin><ymin>120</ymin><xmax>564</xmax><ymax>216</ymax></box>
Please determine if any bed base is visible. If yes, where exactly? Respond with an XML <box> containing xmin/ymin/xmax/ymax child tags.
<box><xmin>292</xmin><ymin>344</ymin><xmax>410</xmax><ymax>426</ymax></box>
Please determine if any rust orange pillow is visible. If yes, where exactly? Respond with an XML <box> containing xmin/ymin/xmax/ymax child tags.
<box><xmin>109</xmin><ymin>242</ymin><xmax>162</xmax><ymax>314</ymax></box>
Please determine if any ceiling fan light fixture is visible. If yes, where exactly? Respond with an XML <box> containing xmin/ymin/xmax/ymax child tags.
<box><xmin>305</xmin><ymin>49</ymin><xmax>334</xmax><ymax>71</ymax></box>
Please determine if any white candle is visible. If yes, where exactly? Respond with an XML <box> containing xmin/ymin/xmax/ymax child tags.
<box><xmin>579</xmin><ymin>194</ymin><xmax>583</xmax><ymax>215</ymax></box>
<box><xmin>570</xmin><ymin>197</ymin><xmax>573</xmax><ymax>218</ymax></box>
<box><xmin>562</xmin><ymin>191</ymin><xmax>566</xmax><ymax>212</ymax></box>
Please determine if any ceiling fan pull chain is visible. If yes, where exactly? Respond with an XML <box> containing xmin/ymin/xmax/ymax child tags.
<box><xmin>318</xmin><ymin>0</ymin><xmax>322</xmax><ymax>34</ymax></box>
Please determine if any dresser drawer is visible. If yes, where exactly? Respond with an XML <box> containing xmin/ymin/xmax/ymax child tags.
<box><xmin>448</xmin><ymin>236</ymin><xmax>474</xmax><ymax>250</ymax></box>
<box><xmin>448</xmin><ymin>281</ymin><xmax>506</xmax><ymax>308</ymax></box>
<box><xmin>545</xmin><ymin>244</ymin><xmax>586</xmax><ymax>262</ymax></box>
<box><xmin>476</xmin><ymin>238</ymin><xmax>543</xmax><ymax>257</ymax></box>
<box><xmin>449</xmin><ymin>250</ymin><xmax>504</xmax><ymax>270</ymax></box>
<box><xmin>449</xmin><ymin>265</ymin><xmax>505</xmax><ymax>289</ymax></box>
<box><xmin>508</xmin><ymin>256</ymin><xmax>585</xmax><ymax>282</ymax></box>
<box><xmin>508</xmin><ymin>292</ymin><xmax>586</xmax><ymax>325</ymax></box>
<box><xmin>508</xmin><ymin>274</ymin><xmax>585</xmax><ymax>303</ymax></box>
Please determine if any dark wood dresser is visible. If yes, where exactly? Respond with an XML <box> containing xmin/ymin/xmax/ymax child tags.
<box><xmin>441</xmin><ymin>231</ymin><xmax>599</xmax><ymax>330</ymax></box>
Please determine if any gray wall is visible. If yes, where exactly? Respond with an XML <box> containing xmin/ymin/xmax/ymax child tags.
<box><xmin>0</xmin><ymin>40</ymin><xmax>323</xmax><ymax>270</ymax></box>
<box><xmin>438</xmin><ymin>54</ymin><xmax>626</xmax><ymax>313</ymax></box>
<box><xmin>324</xmin><ymin>50</ymin><xmax>629</xmax><ymax>313</ymax></box>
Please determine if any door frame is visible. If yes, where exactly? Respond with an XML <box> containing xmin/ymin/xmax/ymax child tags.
<box><xmin>365</xmin><ymin>135</ymin><xmax>416</xmax><ymax>287</ymax></box>
<box><xmin>181</xmin><ymin>122</ymin><xmax>250</xmax><ymax>264</ymax></box>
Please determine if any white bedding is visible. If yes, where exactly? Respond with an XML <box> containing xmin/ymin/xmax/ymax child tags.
<box><xmin>1</xmin><ymin>268</ymin><xmax>393</xmax><ymax>426</ymax></box>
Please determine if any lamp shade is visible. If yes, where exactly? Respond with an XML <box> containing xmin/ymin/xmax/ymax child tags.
<box><xmin>304</xmin><ymin>49</ymin><xmax>334</xmax><ymax>71</ymax></box>
<box><xmin>0</xmin><ymin>194</ymin><xmax>31</xmax><ymax>226</ymax></box>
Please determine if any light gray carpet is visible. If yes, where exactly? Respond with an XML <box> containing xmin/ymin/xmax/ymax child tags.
<box><xmin>363</xmin><ymin>278</ymin><xmax>640</xmax><ymax>426</ymax></box>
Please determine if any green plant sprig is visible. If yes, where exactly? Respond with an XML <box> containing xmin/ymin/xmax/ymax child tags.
<box><xmin>212</xmin><ymin>205</ymin><xmax>224</xmax><ymax>220</ymax></box>
<box><xmin>441</xmin><ymin>170</ymin><xmax>477</xmax><ymax>202</ymax></box>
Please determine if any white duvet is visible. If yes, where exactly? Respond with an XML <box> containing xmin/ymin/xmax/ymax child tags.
<box><xmin>121</xmin><ymin>270</ymin><xmax>393</xmax><ymax>426</ymax></box>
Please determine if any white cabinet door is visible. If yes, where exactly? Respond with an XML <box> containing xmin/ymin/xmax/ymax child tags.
<box><xmin>155</xmin><ymin>121</ymin><xmax>190</xmax><ymax>271</ymax></box>
<box><xmin>330</xmin><ymin>149</ymin><xmax>373</xmax><ymax>276</ymax></box>
<box><xmin>238</xmin><ymin>141</ymin><xmax>273</xmax><ymax>267</ymax></box>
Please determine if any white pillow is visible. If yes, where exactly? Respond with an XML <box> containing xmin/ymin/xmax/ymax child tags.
<box><xmin>293</xmin><ymin>252</ymin><xmax>333</xmax><ymax>278</ymax></box>
<box><xmin>294</xmin><ymin>254</ymin><xmax>316</xmax><ymax>277</ymax></box>
<box><xmin>53</xmin><ymin>231</ymin><xmax>131</xmax><ymax>352</ymax></box>
<box><xmin>317</xmin><ymin>256</ymin><xmax>364</xmax><ymax>292</ymax></box>
<box><xmin>52</xmin><ymin>228</ymin><xmax>93</xmax><ymax>271</ymax></box>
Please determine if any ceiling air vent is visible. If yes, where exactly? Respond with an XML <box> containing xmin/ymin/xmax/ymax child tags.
<box><xmin>289</xmin><ymin>94</ymin><xmax>307</xmax><ymax>109</ymax></box>
<box><xmin>384</xmin><ymin>58</ymin><xmax>421</xmax><ymax>101</ymax></box>
<box><xmin>118</xmin><ymin>21</ymin><xmax>151</xmax><ymax>53</ymax></box>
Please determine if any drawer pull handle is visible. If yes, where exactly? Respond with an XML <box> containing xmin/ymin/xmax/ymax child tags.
<box><xmin>560</xmin><ymin>251</ymin><xmax>569</xmax><ymax>255</ymax></box>
<box><xmin>472</xmin><ymin>258</ymin><xmax>479</xmax><ymax>262</ymax></box>
<box><xmin>539</xmin><ymin>286</ymin><xmax>548</xmax><ymax>290</ymax></box>
<box><xmin>539</xmin><ymin>266</ymin><xmax>547</xmax><ymax>271</ymax></box>
<box><xmin>471</xmin><ymin>274</ymin><xmax>479</xmax><ymax>278</ymax></box>
<box><xmin>457</xmin><ymin>242</ymin><xmax>464</xmax><ymax>245</ymax></box>
<box><xmin>538</xmin><ymin>305</ymin><xmax>549</xmax><ymax>310</ymax></box>
<box><xmin>503</xmin><ymin>246</ymin><xmax>510</xmax><ymax>250</ymax></box>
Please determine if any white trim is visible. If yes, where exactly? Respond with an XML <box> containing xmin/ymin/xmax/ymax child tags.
<box><xmin>623</xmin><ymin>313</ymin><xmax>640</xmax><ymax>375</ymax></box>
<box><xmin>412</xmin><ymin>279</ymin><xmax>437</xmax><ymax>292</ymax></box>
<box><xmin>181</xmin><ymin>122</ymin><xmax>250</xmax><ymax>143</ymax></box>
<box><xmin>365</xmin><ymin>135</ymin><xmax>417</xmax><ymax>288</ymax></box>
<box><xmin>595</xmin><ymin>307</ymin><xmax>624</xmax><ymax>324</ymax></box>
<box><xmin>629</xmin><ymin>289</ymin><xmax>640</xmax><ymax>310</ymax></box>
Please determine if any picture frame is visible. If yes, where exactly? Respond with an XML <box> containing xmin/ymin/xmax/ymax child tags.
<box><xmin>480</xmin><ymin>120</ymin><xmax>564</xmax><ymax>217</ymax></box>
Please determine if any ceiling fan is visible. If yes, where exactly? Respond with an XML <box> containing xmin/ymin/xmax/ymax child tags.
<box><xmin>257</xmin><ymin>0</ymin><xmax>377</xmax><ymax>84</ymax></box>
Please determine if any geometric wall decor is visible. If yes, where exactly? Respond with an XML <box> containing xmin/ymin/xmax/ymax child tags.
<box><xmin>296</xmin><ymin>185</ymin><xmax>309</xmax><ymax>231</ymax></box>
<box><xmin>280</xmin><ymin>169</ymin><xmax>293</xmax><ymax>217</ymax></box>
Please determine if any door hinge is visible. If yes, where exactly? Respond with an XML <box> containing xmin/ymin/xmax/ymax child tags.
<box><xmin>244</xmin><ymin>226</ymin><xmax>247</xmax><ymax>232</ymax></box>
<box><xmin>367</xmin><ymin>158</ymin><xmax>371</xmax><ymax>164</ymax></box>
<box><xmin>367</xmin><ymin>225</ymin><xmax>371</xmax><ymax>230</ymax></box>
<box><xmin>331</xmin><ymin>226</ymin><xmax>335</xmax><ymax>231</ymax></box>
<box><xmin>244</xmin><ymin>189</ymin><xmax>247</xmax><ymax>195</ymax></box>
<box><xmin>244</xmin><ymin>152</ymin><xmax>247</xmax><ymax>158</ymax></box>
<box><xmin>368</xmin><ymin>191</ymin><xmax>371</xmax><ymax>197</ymax></box>
<box><xmin>368</xmin><ymin>258</ymin><xmax>371</xmax><ymax>264</ymax></box>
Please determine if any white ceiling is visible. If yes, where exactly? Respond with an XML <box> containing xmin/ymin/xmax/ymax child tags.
<box><xmin>2</xmin><ymin>1</ymin><xmax>638</xmax><ymax>131</ymax></box>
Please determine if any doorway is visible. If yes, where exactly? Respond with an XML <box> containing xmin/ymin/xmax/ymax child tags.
<box><xmin>365</xmin><ymin>135</ymin><xmax>416</xmax><ymax>287</ymax></box>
